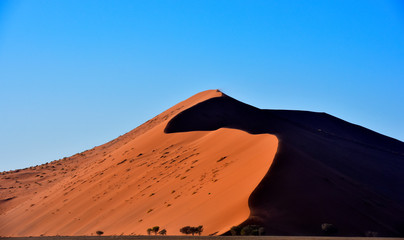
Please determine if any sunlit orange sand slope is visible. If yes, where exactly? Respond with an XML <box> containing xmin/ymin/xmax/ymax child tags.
<box><xmin>1</xmin><ymin>90</ymin><xmax>404</xmax><ymax>237</ymax></box>
<box><xmin>0</xmin><ymin>90</ymin><xmax>278</xmax><ymax>236</ymax></box>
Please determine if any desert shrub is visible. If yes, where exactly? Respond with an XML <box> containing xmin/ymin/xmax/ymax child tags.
<box><xmin>195</xmin><ymin>225</ymin><xmax>203</xmax><ymax>235</ymax></box>
<box><xmin>192</xmin><ymin>227</ymin><xmax>199</xmax><ymax>235</ymax></box>
<box><xmin>321</xmin><ymin>223</ymin><xmax>338</xmax><ymax>235</ymax></box>
<box><xmin>230</xmin><ymin>226</ymin><xmax>242</xmax><ymax>236</ymax></box>
<box><xmin>96</xmin><ymin>230</ymin><xmax>104</xmax><ymax>236</ymax></box>
<box><xmin>152</xmin><ymin>226</ymin><xmax>160</xmax><ymax>235</ymax></box>
<box><xmin>158</xmin><ymin>229</ymin><xmax>167</xmax><ymax>235</ymax></box>
<box><xmin>258</xmin><ymin>227</ymin><xmax>265</xmax><ymax>236</ymax></box>
<box><xmin>240</xmin><ymin>225</ymin><xmax>264</xmax><ymax>236</ymax></box>
<box><xmin>180</xmin><ymin>225</ymin><xmax>203</xmax><ymax>235</ymax></box>
<box><xmin>180</xmin><ymin>226</ymin><xmax>191</xmax><ymax>235</ymax></box>
<box><xmin>147</xmin><ymin>228</ymin><xmax>152</xmax><ymax>235</ymax></box>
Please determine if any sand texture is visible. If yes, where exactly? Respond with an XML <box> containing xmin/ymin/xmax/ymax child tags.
<box><xmin>166</xmin><ymin>94</ymin><xmax>404</xmax><ymax>237</ymax></box>
<box><xmin>0</xmin><ymin>90</ymin><xmax>278</xmax><ymax>236</ymax></box>
<box><xmin>0</xmin><ymin>236</ymin><xmax>399</xmax><ymax>240</ymax></box>
<box><xmin>1</xmin><ymin>90</ymin><xmax>404</xmax><ymax>237</ymax></box>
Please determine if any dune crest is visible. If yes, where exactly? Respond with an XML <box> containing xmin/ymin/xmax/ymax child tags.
<box><xmin>164</xmin><ymin>94</ymin><xmax>404</xmax><ymax>237</ymax></box>
<box><xmin>0</xmin><ymin>90</ymin><xmax>278</xmax><ymax>236</ymax></box>
<box><xmin>2</xmin><ymin>90</ymin><xmax>404</xmax><ymax>237</ymax></box>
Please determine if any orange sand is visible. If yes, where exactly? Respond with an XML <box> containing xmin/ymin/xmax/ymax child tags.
<box><xmin>0</xmin><ymin>90</ymin><xmax>278</xmax><ymax>236</ymax></box>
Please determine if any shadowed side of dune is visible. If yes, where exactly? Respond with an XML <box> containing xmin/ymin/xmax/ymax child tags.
<box><xmin>165</xmin><ymin>95</ymin><xmax>404</xmax><ymax>237</ymax></box>
<box><xmin>1</xmin><ymin>90</ymin><xmax>403</xmax><ymax>237</ymax></box>
<box><xmin>0</xmin><ymin>90</ymin><xmax>279</xmax><ymax>237</ymax></box>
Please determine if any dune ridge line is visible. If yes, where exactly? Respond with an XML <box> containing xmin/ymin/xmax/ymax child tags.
<box><xmin>0</xmin><ymin>90</ymin><xmax>278</xmax><ymax>237</ymax></box>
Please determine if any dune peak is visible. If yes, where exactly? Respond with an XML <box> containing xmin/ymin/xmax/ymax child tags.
<box><xmin>1</xmin><ymin>90</ymin><xmax>404</xmax><ymax>237</ymax></box>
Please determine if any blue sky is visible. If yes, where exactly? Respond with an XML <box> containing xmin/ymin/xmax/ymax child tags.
<box><xmin>0</xmin><ymin>0</ymin><xmax>403</xmax><ymax>171</ymax></box>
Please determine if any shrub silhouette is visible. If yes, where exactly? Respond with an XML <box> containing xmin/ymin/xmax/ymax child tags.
<box><xmin>240</xmin><ymin>225</ymin><xmax>264</xmax><ymax>236</ymax></box>
<box><xmin>180</xmin><ymin>225</ymin><xmax>203</xmax><ymax>235</ymax></box>
<box><xmin>180</xmin><ymin>226</ymin><xmax>191</xmax><ymax>235</ymax></box>
<box><xmin>96</xmin><ymin>231</ymin><xmax>104</xmax><ymax>236</ymax></box>
<box><xmin>152</xmin><ymin>226</ymin><xmax>160</xmax><ymax>235</ymax></box>
<box><xmin>190</xmin><ymin>227</ymin><xmax>198</xmax><ymax>235</ymax></box>
<box><xmin>147</xmin><ymin>228</ymin><xmax>152</xmax><ymax>235</ymax></box>
<box><xmin>159</xmin><ymin>229</ymin><xmax>167</xmax><ymax>235</ymax></box>
<box><xmin>241</xmin><ymin>225</ymin><xmax>256</xmax><ymax>235</ymax></box>
<box><xmin>194</xmin><ymin>225</ymin><xmax>203</xmax><ymax>235</ymax></box>
<box><xmin>321</xmin><ymin>223</ymin><xmax>338</xmax><ymax>235</ymax></box>
<box><xmin>258</xmin><ymin>227</ymin><xmax>265</xmax><ymax>236</ymax></box>
<box><xmin>230</xmin><ymin>226</ymin><xmax>241</xmax><ymax>236</ymax></box>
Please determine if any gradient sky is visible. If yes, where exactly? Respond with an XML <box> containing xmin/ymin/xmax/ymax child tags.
<box><xmin>1</xmin><ymin>0</ymin><xmax>403</xmax><ymax>171</ymax></box>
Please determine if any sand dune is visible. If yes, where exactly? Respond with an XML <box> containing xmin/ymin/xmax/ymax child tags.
<box><xmin>1</xmin><ymin>90</ymin><xmax>404</xmax><ymax>237</ymax></box>
<box><xmin>0</xmin><ymin>90</ymin><xmax>278</xmax><ymax>236</ymax></box>
<box><xmin>166</xmin><ymin>94</ymin><xmax>404</xmax><ymax>237</ymax></box>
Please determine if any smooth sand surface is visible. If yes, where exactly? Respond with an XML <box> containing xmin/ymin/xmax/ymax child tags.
<box><xmin>0</xmin><ymin>236</ymin><xmax>399</xmax><ymax>240</ymax></box>
<box><xmin>0</xmin><ymin>90</ymin><xmax>278</xmax><ymax>237</ymax></box>
<box><xmin>164</xmin><ymin>94</ymin><xmax>404</xmax><ymax>237</ymax></box>
<box><xmin>2</xmin><ymin>89</ymin><xmax>404</xmax><ymax>237</ymax></box>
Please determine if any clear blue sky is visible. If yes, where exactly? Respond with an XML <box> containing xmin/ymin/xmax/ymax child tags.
<box><xmin>1</xmin><ymin>0</ymin><xmax>403</xmax><ymax>171</ymax></box>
